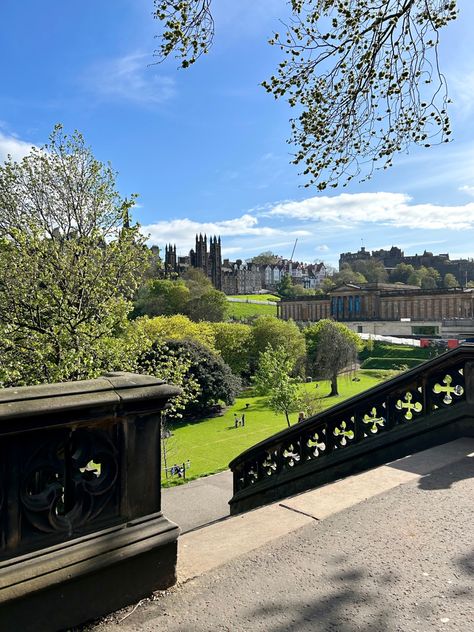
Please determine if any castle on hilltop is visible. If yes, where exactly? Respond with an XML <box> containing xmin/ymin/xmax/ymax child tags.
<box><xmin>164</xmin><ymin>234</ymin><xmax>327</xmax><ymax>294</ymax></box>
<box><xmin>339</xmin><ymin>246</ymin><xmax>474</xmax><ymax>285</ymax></box>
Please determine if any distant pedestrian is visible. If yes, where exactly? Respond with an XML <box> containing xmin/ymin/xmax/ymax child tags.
<box><xmin>241</xmin><ymin>414</ymin><xmax>245</xmax><ymax>427</ymax></box>
<box><xmin>297</xmin><ymin>411</ymin><xmax>305</xmax><ymax>424</ymax></box>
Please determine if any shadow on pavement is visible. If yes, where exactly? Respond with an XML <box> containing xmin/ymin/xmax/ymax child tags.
<box><xmin>417</xmin><ymin>455</ymin><xmax>474</xmax><ymax>491</ymax></box>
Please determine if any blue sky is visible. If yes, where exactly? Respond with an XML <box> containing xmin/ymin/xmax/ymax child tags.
<box><xmin>1</xmin><ymin>0</ymin><xmax>474</xmax><ymax>266</ymax></box>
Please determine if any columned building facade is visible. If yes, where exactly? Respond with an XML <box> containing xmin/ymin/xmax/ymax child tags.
<box><xmin>278</xmin><ymin>283</ymin><xmax>474</xmax><ymax>325</ymax></box>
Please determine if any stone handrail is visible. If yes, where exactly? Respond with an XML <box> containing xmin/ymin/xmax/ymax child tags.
<box><xmin>229</xmin><ymin>345</ymin><xmax>474</xmax><ymax>514</ymax></box>
<box><xmin>0</xmin><ymin>372</ymin><xmax>180</xmax><ymax>632</ymax></box>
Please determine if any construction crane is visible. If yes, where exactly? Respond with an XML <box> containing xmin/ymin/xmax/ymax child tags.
<box><xmin>289</xmin><ymin>238</ymin><xmax>298</xmax><ymax>262</ymax></box>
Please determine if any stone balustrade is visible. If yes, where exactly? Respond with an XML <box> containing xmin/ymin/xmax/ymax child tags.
<box><xmin>0</xmin><ymin>372</ymin><xmax>180</xmax><ymax>631</ymax></box>
<box><xmin>230</xmin><ymin>345</ymin><xmax>474</xmax><ymax>514</ymax></box>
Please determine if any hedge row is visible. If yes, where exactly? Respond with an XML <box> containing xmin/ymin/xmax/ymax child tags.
<box><xmin>361</xmin><ymin>357</ymin><xmax>426</xmax><ymax>370</ymax></box>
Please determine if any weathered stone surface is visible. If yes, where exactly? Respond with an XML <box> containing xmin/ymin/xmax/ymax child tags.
<box><xmin>0</xmin><ymin>372</ymin><xmax>181</xmax><ymax>631</ymax></box>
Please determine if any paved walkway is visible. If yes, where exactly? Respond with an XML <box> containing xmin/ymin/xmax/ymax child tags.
<box><xmin>89</xmin><ymin>439</ymin><xmax>474</xmax><ymax>632</ymax></box>
<box><xmin>161</xmin><ymin>471</ymin><xmax>232</xmax><ymax>533</ymax></box>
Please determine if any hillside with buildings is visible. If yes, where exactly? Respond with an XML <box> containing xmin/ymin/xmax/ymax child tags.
<box><xmin>340</xmin><ymin>246</ymin><xmax>474</xmax><ymax>286</ymax></box>
<box><xmin>163</xmin><ymin>234</ymin><xmax>327</xmax><ymax>295</ymax></box>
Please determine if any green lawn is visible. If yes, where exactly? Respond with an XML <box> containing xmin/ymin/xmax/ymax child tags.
<box><xmin>162</xmin><ymin>369</ymin><xmax>390</xmax><ymax>486</ymax></box>
<box><xmin>226</xmin><ymin>301</ymin><xmax>277</xmax><ymax>319</ymax></box>
<box><xmin>359</xmin><ymin>341</ymin><xmax>439</xmax><ymax>370</ymax></box>
<box><xmin>227</xmin><ymin>294</ymin><xmax>280</xmax><ymax>302</ymax></box>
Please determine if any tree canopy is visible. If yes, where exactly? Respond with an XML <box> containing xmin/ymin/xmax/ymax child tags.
<box><xmin>210</xmin><ymin>321</ymin><xmax>253</xmax><ymax>377</ymax></box>
<box><xmin>249</xmin><ymin>251</ymin><xmax>282</xmax><ymax>265</ymax></box>
<box><xmin>154</xmin><ymin>1</ymin><xmax>457</xmax><ymax>189</ymax></box>
<box><xmin>304</xmin><ymin>319</ymin><xmax>362</xmax><ymax>396</ymax></box>
<box><xmin>133</xmin><ymin>272</ymin><xmax>228</xmax><ymax>322</ymax></box>
<box><xmin>133</xmin><ymin>278</ymin><xmax>191</xmax><ymax>317</ymax></box>
<box><xmin>138</xmin><ymin>338</ymin><xmax>241</xmax><ymax>417</ymax></box>
<box><xmin>253</xmin><ymin>345</ymin><xmax>302</xmax><ymax>427</ymax></box>
<box><xmin>0</xmin><ymin>125</ymin><xmax>147</xmax><ymax>386</ymax></box>
<box><xmin>249</xmin><ymin>315</ymin><xmax>306</xmax><ymax>372</ymax></box>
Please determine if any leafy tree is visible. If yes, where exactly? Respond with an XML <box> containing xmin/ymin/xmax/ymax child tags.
<box><xmin>420</xmin><ymin>275</ymin><xmax>437</xmax><ymax>289</ymax></box>
<box><xmin>407</xmin><ymin>270</ymin><xmax>422</xmax><ymax>286</ymax></box>
<box><xmin>351</xmin><ymin>259</ymin><xmax>388</xmax><ymax>283</ymax></box>
<box><xmin>186</xmin><ymin>288</ymin><xmax>228</xmax><ymax>322</ymax></box>
<box><xmin>137</xmin><ymin>341</ymin><xmax>200</xmax><ymax>419</ymax></box>
<box><xmin>182</xmin><ymin>267</ymin><xmax>213</xmax><ymax>299</ymax></box>
<box><xmin>131</xmin><ymin>314</ymin><xmax>216</xmax><ymax>350</ymax></box>
<box><xmin>253</xmin><ymin>346</ymin><xmax>301</xmax><ymax>427</ymax></box>
<box><xmin>409</xmin><ymin>265</ymin><xmax>441</xmax><ymax>288</ymax></box>
<box><xmin>138</xmin><ymin>338</ymin><xmax>241</xmax><ymax>417</ymax></box>
<box><xmin>210</xmin><ymin>322</ymin><xmax>252</xmax><ymax>377</ymax></box>
<box><xmin>321</xmin><ymin>277</ymin><xmax>336</xmax><ymax>293</ymax></box>
<box><xmin>0</xmin><ymin>125</ymin><xmax>148</xmax><ymax>386</ymax></box>
<box><xmin>133</xmin><ymin>278</ymin><xmax>190</xmax><ymax>317</ymax></box>
<box><xmin>249</xmin><ymin>315</ymin><xmax>306</xmax><ymax>373</ymax></box>
<box><xmin>276</xmin><ymin>273</ymin><xmax>294</xmax><ymax>297</ymax></box>
<box><xmin>390</xmin><ymin>263</ymin><xmax>416</xmax><ymax>284</ymax></box>
<box><xmin>249</xmin><ymin>251</ymin><xmax>281</xmax><ymax>265</ymax></box>
<box><xmin>297</xmin><ymin>384</ymin><xmax>323</xmax><ymax>419</ymax></box>
<box><xmin>332</xmin><ymin>264</ymin><xmax>367</xmax><ymax>286</ymax></box>
<box><xmin>154</xmin><ymin>1</ymin><xmax>457</xmax><ymax>189</ymax></box>
<box><xmin>304</xmin><ymin>320</ymin><xmax>363</xmax><ymax>396</ymax></box>
<box><xmin>443</xmin><ymin>273</ymin><xmax>458</xmax><ymax>288</ymax></box>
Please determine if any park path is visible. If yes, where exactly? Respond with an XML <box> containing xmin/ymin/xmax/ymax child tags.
<box><xmin>161</xmin><ymin>470</ymin><xmax>232</xmax><ymax>533</ymax></box>
<box><xmin>90</xmin><ymin>439</ymin><xmax>474</xmax><ymax>632</ymax></box>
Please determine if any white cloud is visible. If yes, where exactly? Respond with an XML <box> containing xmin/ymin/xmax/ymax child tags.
<box><xmin>316</xmin><ymin>244</ymin><xmax>330</xmax><ymax>252</ymax></box>
<box><xmin>141</xmin><ymin>213</ymin><xmax>309</xmax><ymax>251</ymax></box>
<box><xmin>0</xmin><ymin>131</ymin><xmax>35</xmax><ymax>163</ymax></box>
<box><xmin>85</xmin><ymin>52</ymin><xmax>175</xmax><ymax>105</ymax></box>
<box><xmin>267</xmin><ymin>191</ymin><xmax>474</xmax><ymax>230</ymax></box>
<box><xmin>459</xmin><ymin>185</ymin><xmax>474</xmax><ymax>197</ymax></box>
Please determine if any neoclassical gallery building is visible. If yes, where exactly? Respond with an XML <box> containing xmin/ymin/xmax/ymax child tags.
<box><xmin>278</xmin><ymin>283</ymin><xmax>474</xmax><ymax>337</ymax></box>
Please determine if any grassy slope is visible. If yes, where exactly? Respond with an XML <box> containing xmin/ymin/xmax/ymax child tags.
<box><xmin>162</xmin><ymin>370</ymin><xmax>388</xmax><ymax>486</ymax></box>
<box><xmin>226</xmin><ymin>301</ymin><xmax>277</xmax><ymax>319</ymax></box>
<box><xmin>359</xmin><ymin>342</ymin><xmax>438</xmax><ymax>370</ymax></box>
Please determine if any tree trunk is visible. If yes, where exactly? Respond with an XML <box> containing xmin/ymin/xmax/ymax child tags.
<box><xmin>329</xmin><ymin>373</ymin><xmax>338</xmax><ymax>397</ymax></box>
<box><xmin>285</xmin><ymin>411</ymin><xmax>291</xmax><ymax>428</ymax></box>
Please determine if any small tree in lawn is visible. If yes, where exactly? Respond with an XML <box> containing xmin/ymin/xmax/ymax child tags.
<box><xmin>305</xmin><ymin>320</ymin><xmax>363</xmax><ymax>397</ymax></box>
<box><xmin>297</xmin><ymin>385</ymin><xmax>322</xmax><ymax>419</ymax></box>
<box><xmin>253</xmin><ymin>345</ymin><xmax>301</xmax><ymax>428</ymax></box>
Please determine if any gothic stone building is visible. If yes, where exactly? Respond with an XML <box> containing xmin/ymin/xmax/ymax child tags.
<box><xmin>165</xmin><ymin>234</ymin><xmax>223</xmax><ymax>290</ymax></box>
<box><xmin>278</xmin><ymin>283</ymin><xmax>474</xmax><ymax>334</ymax></box>
<box><xmin>164</xmin><ymin>234</ymin><xmax>327</xmax><ymax>294</ymax></box>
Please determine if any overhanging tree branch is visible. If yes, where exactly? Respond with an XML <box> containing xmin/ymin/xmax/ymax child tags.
<box><xmin>153</xmin><ymin>0</ymin><xmax>458</xmax><ymax>189</ymax></box>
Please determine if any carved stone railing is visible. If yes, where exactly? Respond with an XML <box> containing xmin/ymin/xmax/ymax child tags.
<box><xmin>229</xmin><ymin>345</ymin><xmax>474</xmax><ymax>515</ymax></box>
<box><xmin>0</xmin><ymin>372</ymin><xmax>180</xmax><ymax>632</ymax></box>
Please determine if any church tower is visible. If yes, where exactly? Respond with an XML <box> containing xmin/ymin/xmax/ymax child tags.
<box><xmin>209</xmin><ymin>235</ymin><xmax>222</xmax><ymax>290</ymax></box>
<box><xmin>164</xmin><ymin>243</ymin><xmax>177</xmax><ymax>273</ymax></box>
<box><xmin>194</xmin><ymin>233</ymin><xmax>208</xmax><ymax>273</ymax></box>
